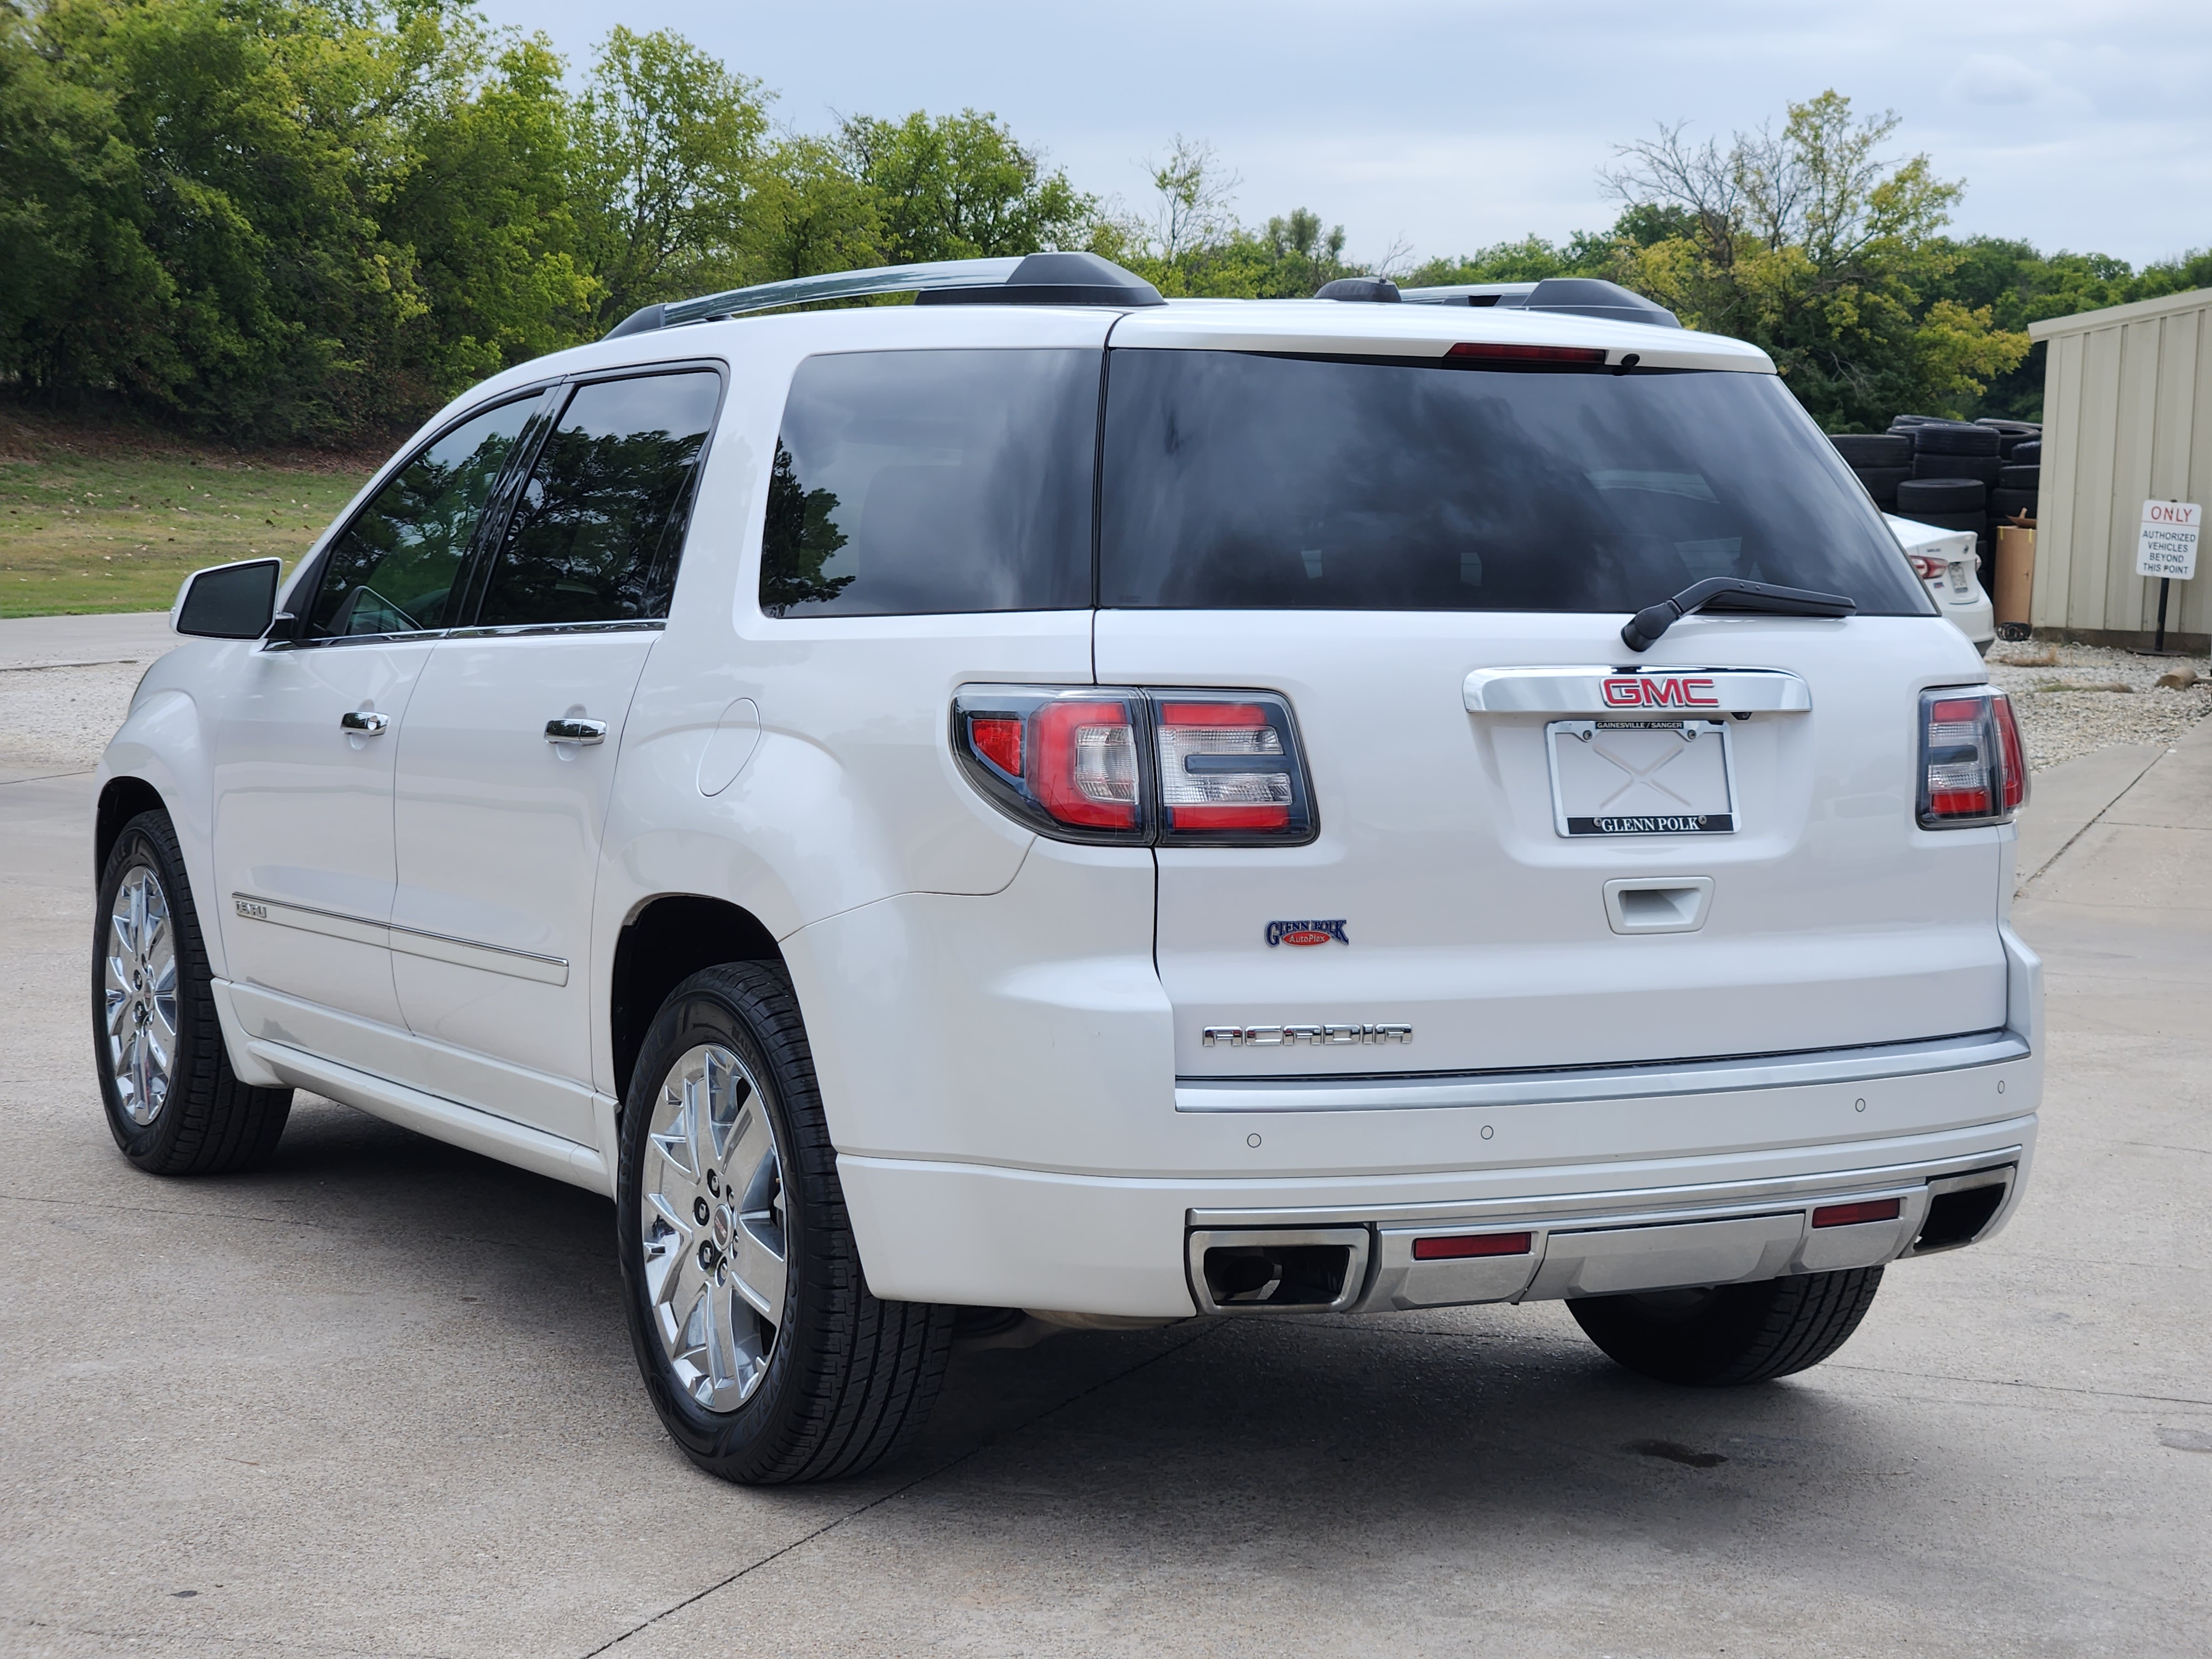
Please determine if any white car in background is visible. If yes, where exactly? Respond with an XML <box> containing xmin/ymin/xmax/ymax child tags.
<box><xmin>1889</xmin><ymin>515</ymin><xmax>1995</xmax><ymax>654</ymax></box>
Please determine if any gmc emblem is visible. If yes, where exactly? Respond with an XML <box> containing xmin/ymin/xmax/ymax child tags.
<box><xmin>1603</xmin><ymin>675</ymin><xmax>1719</xmax><ymax>709</ymax></box>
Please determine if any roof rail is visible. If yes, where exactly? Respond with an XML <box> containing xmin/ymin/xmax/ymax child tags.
<box><xmin>1400</xmin><ymin>276</ymin><xmax>1681</xmax><ymax>328</ymax></box>
<box><xmin>602</xmin><ymin>252</ymin><xmax>1165</xmax><ymax>341</ymax></box>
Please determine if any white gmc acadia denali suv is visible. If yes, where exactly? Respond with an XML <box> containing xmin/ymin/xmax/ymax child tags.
<box><xmin>91</xmin><ymin>253</ymin><xmax>2041</xmax><ymax>1484</ymax></box>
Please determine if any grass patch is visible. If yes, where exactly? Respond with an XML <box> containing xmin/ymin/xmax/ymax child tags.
<box><xmin>0</xmin><ymin>402</ymin><xmax>389</xmax><ymax>618</ymax></box>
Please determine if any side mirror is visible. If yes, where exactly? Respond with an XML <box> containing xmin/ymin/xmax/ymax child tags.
<box><xmin>173</xmin><ymin>558</ymin><xmax>282</xmax><ymax>640</ymax></box>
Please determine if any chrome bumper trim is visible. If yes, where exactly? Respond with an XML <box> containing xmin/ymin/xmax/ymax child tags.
<box><xmin>1188</xmin><ymin>1154</ymin><xmax>2020</xmax><ymax>1312</ymax></box>
<box><xmin>1185</xmin><ymin>1141</ymin><xmax>2025</xmax><ymax>1231</ymax></box>
<box><xmin>1175</xmin><ymin>1028</ymin><xmax>2027</xmax><ymax>1114</ymax></box>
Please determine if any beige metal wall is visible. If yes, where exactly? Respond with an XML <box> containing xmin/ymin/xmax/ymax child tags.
<box><xmin>2030</xmin><ymin>286</ymin><xmax>2212</xmax><ymax>646</ymax></box>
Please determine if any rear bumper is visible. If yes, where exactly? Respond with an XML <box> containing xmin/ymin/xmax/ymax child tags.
<box><xmin>841</xmin><ymin>1111</ymin><xmax>2038</xmax><ymax>1318</ymax></box>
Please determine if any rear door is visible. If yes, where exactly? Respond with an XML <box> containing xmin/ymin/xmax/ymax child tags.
<box><xmin>1093</xmin><ymin>338</ymin><xmax>2006</xmax><ymax>1080</ymax></box>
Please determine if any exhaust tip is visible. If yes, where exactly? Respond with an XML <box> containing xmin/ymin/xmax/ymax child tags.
<box><xmin>1188</xmin><ymin>1228</ymin><xmax>1371</xmax><ymax>1314</ymax></box>
<box><xmin>1910</xmin><ymin>1165</ymin><xmax>2016</xmax><ymax>1254</ymax></box>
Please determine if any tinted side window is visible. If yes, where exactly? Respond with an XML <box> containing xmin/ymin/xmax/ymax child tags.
<box><xmin>760</xmin><ymin>349</ymin><xmax>1097</xmax><ymax>617</ymax></box>
<box><xmin>307</xmin><ymin>398</ymin><xmax>535</xmax><ymax>638</ymax></box>
<box><xmin>475</xmin><ymin>371</ymin><xmax>722</xmax><ymax>628</ymax></box>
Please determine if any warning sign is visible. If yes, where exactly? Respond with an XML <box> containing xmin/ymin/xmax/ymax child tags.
<box><xmin>2137</xmin><ymin>500</ymin><xmax>2202</xmax><ymax>580</ymax></box>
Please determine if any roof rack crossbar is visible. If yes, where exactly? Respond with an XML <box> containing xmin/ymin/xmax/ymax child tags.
<box><xmin>601</xmin><ymin>252</ymin><xmax>1165</xmax><ymax>341</ymax></box>
<box><xmin>1399</xmin><ymin>277</ymin><xmax>1681</xmax><ymax>328</ymax></box>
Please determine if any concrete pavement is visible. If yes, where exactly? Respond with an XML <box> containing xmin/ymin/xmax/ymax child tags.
<box><xmin>1</xmin><ymin>620</ymin><xmax>2206</xmax><ymax>1656</ymax></box>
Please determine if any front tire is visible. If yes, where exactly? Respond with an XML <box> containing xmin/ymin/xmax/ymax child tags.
<box><xmin>1568</xmin><ymin>1267</ymin><xmax>1884</xmax><ymax>1385</ymax></box>
<box><xmin>615</xmin><ymin>963</ymin><xmax>953</xmax><ymax>1484</ymax></box>
<box><xmin>92</xmin><ymin>808</ymin><xmax>292</xmax><ymax>1175</ymax></box>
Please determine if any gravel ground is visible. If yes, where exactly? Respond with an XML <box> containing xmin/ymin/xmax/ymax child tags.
<box><xmin>1983</xmin><ymin>640</ymin><xmax>2212</xmax><ymax>770</ymax></box>
<box><xmin>0</xmin><ymin>658</ymin><xmax>152</xmax><ymax>778</ymax></box>
<box><xmin>3</xmin><ymin>635</ymin><xmax>2206</xmax><ymax>784</ymax></box>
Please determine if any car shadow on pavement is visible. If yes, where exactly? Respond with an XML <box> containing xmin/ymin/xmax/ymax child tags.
<box><xmin>232</xmin><ymin>1097</ymin><xmax>1898</xmax><ymax>1557</ymax></box>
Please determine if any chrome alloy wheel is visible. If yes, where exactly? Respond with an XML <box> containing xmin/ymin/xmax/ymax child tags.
<box><xmin>103</xmin><ymin>864</ymin><xmax>178</xmax><ymax>1126</ymax></box>
<box><xmin>639</xmin><ymin>1044</ymin><xmax>789</xmax><ymax>1411</ymax></box>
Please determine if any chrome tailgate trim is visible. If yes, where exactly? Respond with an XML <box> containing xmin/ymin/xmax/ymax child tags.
<box><xmin>1463</xmin><ymin>665</ymin><xmax>1812</xmax><ymax>714</ymax></box>
<box><xmin>1175</xmin><ymin>1029</ymin><xmax>2027</xmax><ymax>1114</ymax></box>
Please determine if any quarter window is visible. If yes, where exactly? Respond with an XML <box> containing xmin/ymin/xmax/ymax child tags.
<box><xmin>306</xmin><ymin>398</ymin><xmax>535</xmax><ymax>638</ymax></box>
<box><xmin>760</xmin><ymin>349</ymin><xmax>1097</xmax><ymax>617</ymax></box>
<box><xmin>476</xmin><ymin>371</ymin><xmax>722</xmax><ymax>628</ymax></box>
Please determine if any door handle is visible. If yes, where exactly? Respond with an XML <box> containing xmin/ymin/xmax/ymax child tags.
<box><xmin>341</xmin><ymin>710</ymin><xmax>389</xmax><ymax>735</ymax></box>
<box><xmin>545</xmin><ymin>717</ymin><xmax>608</xmax><ymax>746</ymax></box>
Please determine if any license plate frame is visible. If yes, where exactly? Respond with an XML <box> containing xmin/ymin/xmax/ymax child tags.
<box><xmin>1546</xmin><ymin>717</ymin><xmax>1739</xmax><ymax>837</ymax></box>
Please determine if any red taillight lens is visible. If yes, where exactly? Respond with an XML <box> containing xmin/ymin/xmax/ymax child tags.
<box><xmin>953</xmin><ymin>690</ymin><xmax>1148</xmax><ymax>843</ymax></box>
<box><xmin>1446</xmin><ymin>342</ymin><xmax>1607</xmax><ymax>364</ymax></box>
<box><xmin>1991</xmin><ymin>693</ymin><xmax>2027</xmax><ymax>811</ymax></box>
<box><xmin>967</xmin><ymin>714</ymin><xmax>1022</xmax><ymax>778</ymax></box>
<box><xmin>1907</xmin><ymin>552</ymin><xmax>1947</xmax><ymax>582</ymax></box>
<box><xmin>1918</xmin><ymin>686</ymin><xmax>2027</xmax><ymax>826</ymax></box>
<box><xmin>1412</xmin><ymin>1232</ymin><xmax>1533</xmax><ymax>1260</ymax></box>
<box><xmin>952</xmin><ymin>687</ymin><xmax>1316</xmax><ymax>846</ymax></box>
<box><xmin>1156</xmin><ymin>698</ymin><xmax>1292</xmax><ymax>834</ymax></box>
<box><xmin>1031</xmin><ymin>700</ymin><xmax>1138</xmax><ymax>829</ymax></box>
<box><xmin>1811</xmin><ymin>1198</ymin><xmax>1903</xmax><ymax>1229</ymax></box>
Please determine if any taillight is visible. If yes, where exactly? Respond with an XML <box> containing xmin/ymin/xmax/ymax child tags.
<box><xmin>1918</xmin><ymin>686</ymin><xmax>2028</xmax><ymax>827</ymax></box>
<box><xmin>1906</xmin><ymin>552</ymin><xmax>1948</xmax><ymax>582</ymax></box>
<box><xmin>1154</xmin><ymin>694</ymin><xmax>1306</xmax><ymax>839</ymax></box>
<box><xmin>952</xmin><ymin>686</ymin><xmax>1315</xmax><ymax>846</ymax></box>
<box><xmin>1031</xmin><ymin>700</ymin><xmax>1139</xmax><ymax>830</ymax></box>
<box><xmin>954</xmin><ymin>688</ymin><xmax>1147</xmax><ymax>843</ymax></box>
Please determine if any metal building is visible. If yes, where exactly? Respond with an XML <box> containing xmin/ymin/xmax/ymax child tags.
<box><xmin>2031</xmin><ymin>285</ymin><xmax>2212</xmax><ymax>649</ymax></box>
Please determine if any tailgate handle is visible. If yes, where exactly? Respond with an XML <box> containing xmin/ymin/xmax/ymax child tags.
<box><xmin>1604</xmin><ymin>877</ymin><xmax>1714</xmax><ymax>935</ymax></box>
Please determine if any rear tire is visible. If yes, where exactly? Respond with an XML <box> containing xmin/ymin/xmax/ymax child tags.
<box><xmin>616</xmin><ymin>962</ymin><xmax>954</xmax><ymax>1484</ymax></box>
<box><xmin>92</xmin><ymin>809</ymin><xmax>292</xmax><ymax>1175</ymax></box>
<box><xmin>1568</xmin><ymin>1267</ymin><xmax>1884</xmax><ymax>1385</ymax></box>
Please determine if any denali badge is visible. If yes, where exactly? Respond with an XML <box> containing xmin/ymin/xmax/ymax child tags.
<box><xmin>1265</xmin><ymin>919</ymin><xmax>1348</xmax><ymax>947</ymax></box>
<box><xmin>1203</xmin><ymin>1024</ymin><xmax>1411</xmax><ymax>1047</ymax></box>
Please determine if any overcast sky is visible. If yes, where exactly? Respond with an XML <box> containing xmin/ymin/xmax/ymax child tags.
<box><xmin>475</xmin><ymin>0</ymin><xmax>2210</xmax><ymax>270</ymax></box>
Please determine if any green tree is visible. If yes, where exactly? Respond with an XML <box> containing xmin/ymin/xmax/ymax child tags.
<box><xmin>382</xmin><ymin>15</ymin><xmax>596</xmax><ymax>393</ymax></box>
<box><xmin>570</xmin><ymin>25</ymin><xmax>769</xmax><ymax>328</ymax></box>
<box><xmin>0</xmin><ymin>0</ymin><xmax>182</xmax><ymax>405</ymax></box>
<box><xmin>1096</xmin><ymin>139</ymin><xmax>1366</xmax><ymax>299</ymax></box>
<box><xmin>1599</xmin><ymin>91</ymin><xmax>2028</xmax><ymax>430</ymax></box>
<box><xmin>3</xmin><ymin>0</ymin><xmax>430</xmax><ymax>439</ymax></box>
<box><xmin>743</xmin><ymin>133</ymin><xmax>883</xmax><ymax>284</ymax></box>
<box><xmin>839</xmin><ymin>108</ymin><xmax>1091</xmax><ymax>265</ymax></box>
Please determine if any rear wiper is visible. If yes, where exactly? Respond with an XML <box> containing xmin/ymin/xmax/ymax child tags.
<box><xmin>1621</xmin><ymin>576</ymin><xmax>1855</xmax><ymax>651</ymax></box>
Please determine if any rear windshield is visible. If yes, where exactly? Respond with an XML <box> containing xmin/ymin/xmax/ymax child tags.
<box><xmin>1098</xmin><ymin>351</ymin><xmax>1929</xmax><ymax>614</ymax></box>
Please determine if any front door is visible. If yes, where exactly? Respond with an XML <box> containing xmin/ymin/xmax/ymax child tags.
<box><xmin>210</xmin><ymin>395</ymin><xmax>539</xmax><ymax>1047</ymax></box>
<box><xmin>389</xmin><ymin>369</ymin><xmax>723</xmax><ymax>1138</ymax></box>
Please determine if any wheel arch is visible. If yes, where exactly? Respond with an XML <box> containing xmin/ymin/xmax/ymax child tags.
<box><xmin>611</xmin><ymin>894</ymin><xmax>785</xmax><ymax>1105</ymax></box>
<box><xmin>95</xmin><ymin>775</ymin><xmax>170</xmax><ymax>881</ymax></box>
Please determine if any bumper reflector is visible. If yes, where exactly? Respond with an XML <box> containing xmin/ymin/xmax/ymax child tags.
<box><xmin>1810</xmin><ymin>1198</ymin><xmax>1903</xmax><ymax>1229</ymax></box>
<box><xmin>1412</xmin><ymin>1231</ymin><xmax>1533</xmax><ymax>1261</ymax></box>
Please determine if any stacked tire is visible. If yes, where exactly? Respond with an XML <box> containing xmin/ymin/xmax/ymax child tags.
<box><xmin>1899</xmin><ymin>421</ymin><xmax>1995</xmax><ymax>551</ymax></box>
<box><xmin>1882</xmin><ymin>415</ymin><xmax>2042</xmax><ymax>554</ymax></box>
<box><xmin>1830</xmin><ymin>432</ymin><xmax>1912</xmax><ymax>511</ymax></box>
